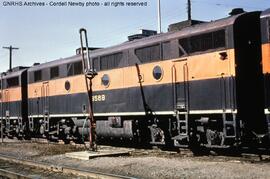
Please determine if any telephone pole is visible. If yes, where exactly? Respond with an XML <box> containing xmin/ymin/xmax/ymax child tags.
<box><xmin>187</xmin><ymin>0</ymin><xmax>191</xmax><ymax>20</ymax></box>
<box><xmin>2</xmin><ymin>46</ymin><xmax>19</xmax><ymax>71</ymax></box>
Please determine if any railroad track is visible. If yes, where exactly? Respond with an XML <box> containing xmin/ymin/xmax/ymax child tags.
<box><xmin>0</xmin><ymin>139</ymin><xmax>270</xmax><ymax>179</ymax></box>
<box><xmin>0</xmin><ymin>168</ymin><xmax>30</xmax><ymax>179</ymax></box>
<box><xmin>2</xmin><ymin>138</ymin><xmax>270</xmax><ymax>163</ymax></box>
<box><xmin>0</xmin><ymin>154</ymin><xmax>136</xmax><ymax>179</ymax></box>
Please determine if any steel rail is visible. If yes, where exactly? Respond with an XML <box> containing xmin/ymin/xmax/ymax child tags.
<box><xmin>0</xmin><ymin>168</ymin><xmax>31</xmax><ymax>179</ymax></box>
<box><xmin>0</xmin><ymin>154</ymin><xmax>137</xmax><ymax>179</ymax></box>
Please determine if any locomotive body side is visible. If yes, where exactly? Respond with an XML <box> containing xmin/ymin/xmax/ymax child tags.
<box><xmin>25</xmin><ymin>12</ymin><xmax>269</xmax><ymax>148</ymax></box>
<box><xmin>25</xmin><ymin>13</ymin><xmax>241</xmax><ymax>146</ymax></box>
<box><xmin>0</xmin><ymin>68</ymin><xmax>28</xmax><ymax>138</ymax></box>
<box><xmin>27</xmin><ymin>57</ymin><xmax>90</xmax><ymax>140</ymax></box>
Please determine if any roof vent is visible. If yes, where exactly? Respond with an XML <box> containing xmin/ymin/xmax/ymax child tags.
<box><xmin>76</xmin><ymin>47</ymin><xmax>101</xmax><ymax>55</ymax></box>
<box><xmin>8</xmin><ymin>66</ymin><xmax>28</xmax><ymax>72</ymax></box>
<box><xmin>168</xmin><ymin>20</ymin><xmax>205</xmax><ymax>32</ymax></box>
<box><xmin>229</xmin><ymin>8</ymin><xmax>245</xmax><ymax>16</ymax></box>
<box><xmin>128</xmin><ymin>29</ymin><xmax>157</xmax><ymax>41</ymax></box>
<box><xmin>33</xmin><ymin>63</ymin><xmax>40</xmax><ymax>66</ymax></box>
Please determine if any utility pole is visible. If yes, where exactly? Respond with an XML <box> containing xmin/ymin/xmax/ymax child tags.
<box><xmin>2</xmin><ymin>46</ymin><xmax>19</xmax><ymax>71</ymax></box>
<box><xmin>157</xmin><ymin>0</ymin><xmax>161</xmax><ymax>33</ymax></box>
<box><xmin>187</xmin><ymin>0</ymin><xmax>191</xmax><ymax>20</ymax></box>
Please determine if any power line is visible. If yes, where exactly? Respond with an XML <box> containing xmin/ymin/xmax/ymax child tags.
<box><xmin>51</xmin><ymin>5</ymin><xmax>187</xmax><ymax>48</ymax></box>
<box><xmin>0</xmin><ymin>53</ymin><xmax>8</xmax><ymax>59</ymax></box>
<box><xmin>53</xmin><ymin>7</ymin><xmax>187</xmax><ymax>48</ymax></box>
<box><xmin>2</xmin><ymin>46</ymin><xmax>19</xmax><ymax>71</ymax></box>
<box><xmin>92</xmin><ymin>8</ymin><xmax>187</xmax><ymax>46</ymax></box>
<box><xmin>193</xmin><ymin>0</ymin><xmax>263</xmax><ymax>10</ymax></box>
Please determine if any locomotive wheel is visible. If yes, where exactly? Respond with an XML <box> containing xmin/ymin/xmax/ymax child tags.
<box><xmin>189</xmin><ymin>133</ymin><xmax>209</xmax><ymax>155</ymax></box>
<box><xmin>23</xmin><ymin>134</ymin><xmax>31</xmax><ymax>140</ymax></box>
<box><xmin>189</xmin><ymin>142</ymin><xmax>209</xmax><ymax>155</ymax></box>
<box><xmin>16</xmin><ymin>135</ymin><xmax>23</xmax><ymax>140</ymax></box>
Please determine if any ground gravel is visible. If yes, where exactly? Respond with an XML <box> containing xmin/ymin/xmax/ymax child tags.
<box><xmin>0</xmin><ymin>139</ymin><xmax>270</xmax><ymax>178</ymax></box>
<box><xmin>38</xmin><ymin>155</ymin><xmax>270</xmax><ymax>179</ymax></box>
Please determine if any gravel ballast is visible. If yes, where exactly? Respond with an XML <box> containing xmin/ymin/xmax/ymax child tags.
<box><xmin>0</xmin><ymin>140</ymin><xmax>269</xmax><ymax>178</ymax></box>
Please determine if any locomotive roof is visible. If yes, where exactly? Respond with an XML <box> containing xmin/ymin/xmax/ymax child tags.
<box><xmin>1</xmin><ymin>68</ymin><xmax>28</xmax><ymax>79</ymax></box>
<box><xmin>28</xmin><ymin>12</ymin><xmax>250</xmax><ymax>71</ymax></box>
<box><xmin>261</xmin><ymin>8</ymin><xmax>270</xmax><ymax>18</ymax></box>
<box><xmin>27</xmin><ymin>55</ymin><xmax>81</xmax><ymax>72</ymax></box>
<box><xmin>91</xmin><ymin>13</ymin><xmax>243</xmax><ymax>56</ymax></box>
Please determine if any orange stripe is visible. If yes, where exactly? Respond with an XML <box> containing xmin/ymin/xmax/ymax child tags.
<box><xmin>0</xmin><ymin>87</ymin><xmax>21</xmax><ymax>102</ymax></box>
<box><xmin>28</xmin><ymin>76</ymin><xmax>87</xmax><ymax>99</ymax></box>
<box><xmin>28</xmin><ymin>49</ymin><xmax>236</xmax><ymax>98</ymax></box>
<box><xmin>262</xmin><ymin>43</ymin><xmax>270</xmax><ymax>74</ymax></box>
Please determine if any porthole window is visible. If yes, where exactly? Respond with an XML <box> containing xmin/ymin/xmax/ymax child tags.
<box><xmin>101</xmin><ymin>74</ymin><xmax>110</xmax><ymax>87</ymax></box>
<box><xmin>153</xmin><ymin>66</ymin><xmax>163</xmax><ymax>81</ymax></box>
<box><xmin>65</xmin><ymin>81</ymin><xmax>71</xmax><ymax>91</ymax></box>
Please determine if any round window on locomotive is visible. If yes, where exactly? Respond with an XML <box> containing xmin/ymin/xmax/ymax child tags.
<box><xmin>65</xmin><ymin>81</ymin><xmax>71</xmax><ymax>91</ymax></box>
<box><xmin>101</xmin><ymin>74</ymin><xmax>110</xmax><ymax>87</ymax></box>
<box><xmin>153</xmin><ymin>66</ymin><xmax>163</xmax><ymax>81</ymax></box>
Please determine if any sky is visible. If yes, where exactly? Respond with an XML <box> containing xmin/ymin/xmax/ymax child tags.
<box><xmin>1</xmin><ymin>0</ymin><xmax>270</xmax><ymax>72</ymax></box>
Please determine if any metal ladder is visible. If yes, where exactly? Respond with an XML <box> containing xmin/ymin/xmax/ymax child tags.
<box><xmin>43</xmin><ymin>114</ymin><xmax>50</xmax><ymax>132</ymax></box>
<box><xmin>29</xmin><ymin>117</ymin><xmax>34</xmax><ymax>132</ymax></box>
<box><xmin>6</xmin><ymin>116</ymin><xmax>10</xmax><ymax>133</ymax></box>
<box><xmin>176</xmin><ymin>111</ymin><xmax>189</xmax><ymax>139</ymax></box>
<box><xmin>222</xmin><ymin>113</ymin><xmax>237</xmax><ymax>138</ymax></box>
<box><xmin>172</xmin><ymin>111</ymin><xmax>189</xmax><ymax>147</ymax></box>
<box><xmin>172</xmin><ymin>62</ymin><xmax>190</xmax><ymax>147</ymax></box>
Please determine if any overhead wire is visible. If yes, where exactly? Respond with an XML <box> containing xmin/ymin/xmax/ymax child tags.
<box><xmin>15</xmin><ymin>1</ymin><xmax>267</xmax><ymax>63</ymax></box>
<box><xmin>92</xmin><ymin>7</ymin><xmax>188</xmax><ymax>46</ymax></box>
<box><xmin>39</xmin><ymin>6</ymin><xmax>188</xmax><ymax>50</ymax></box>
<box><xmin>192</xmin><ymin>0</ymin><xmax>265</xmax><ymax>10</ymax></box>
<box><xmin>0</xmin><ymin>53</ymin><xmax>8</xmax><ymax>59</ymax></box>
<box><xmin>63</xmin><ymin>1</ymin><xmax>268</xmax><ymax>48</ymax></box>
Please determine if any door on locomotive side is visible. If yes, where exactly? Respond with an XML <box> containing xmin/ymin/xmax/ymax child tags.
<box><xmin>3</xmin><ymin>89</ymin><xmax>10</xmax><ymax>118</ymax></box>
<box><xmin>172</xmin><ymin>60</ymin><xmax>189</xmax><ymax>112</ymax></box>
<box><xmin>41</xmin><ymin>81</ymin><xmax>49</xmax><ymax>116</ymax></box>
<box><xmin>2</xmin><ymin>89</ymin><xmax>10</xmax><ymax>133</ymax></box>
<box><xmin>171</xmin><ymin>60</ymin><xmax>190</xmax><ymax>142</ymax></box>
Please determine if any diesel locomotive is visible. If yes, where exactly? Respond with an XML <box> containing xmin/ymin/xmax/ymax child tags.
<box><xmin>1</xmin><ymin>9</ymin><xmax>270</xmax><ymax>150</ymax></box>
